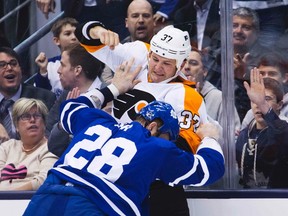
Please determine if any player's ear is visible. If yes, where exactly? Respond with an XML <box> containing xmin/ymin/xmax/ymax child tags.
<box><xmin>147</xmin><ymin>121</ymin><xmax>159</xmax><ymax>137</ymax></box>
<box><xmin>148</xmin><ymin>51</ymin><xmax>152</xmax><ymax>61</ymax></box>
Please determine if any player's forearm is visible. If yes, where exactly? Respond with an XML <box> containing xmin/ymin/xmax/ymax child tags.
<box><xmin>75</xmin><ymin>21</ymin><xmax>105</xmax><ymax>45</ymax></box>
<box><xmin>196</xmin><ymin>137</ymin><xmax>225</xmax><ymax>185</ymax></box>
<box><xmin>83</xmin><ymin>84</ymin><xmax>120</xmax><ymax>109</ymax></box>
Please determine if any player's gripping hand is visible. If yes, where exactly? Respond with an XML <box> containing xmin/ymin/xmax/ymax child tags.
<box><xmin>112</xmin><ymin>58</ymin><xmax>142</xmax><ymax>95</ymax></box>
<box><xmin>89</xmin><ymin>26</ymin><xmax>119</xmax><ymax>50</ymax></box>
<box><xmin>196</xmin><ymin>122</ymin><xmax>220</xmax><ymax>142</ymax></box>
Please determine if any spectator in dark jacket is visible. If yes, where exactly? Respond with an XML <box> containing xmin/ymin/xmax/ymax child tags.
<box><xmin>0</xmin><ymin>47</ymin><xmax>56</xmax><ymax>143</ymax></box>
<box><xmin>236</xmin><ymin>68</ymin><xmax>288</xmax><ymax>188</ymax></box>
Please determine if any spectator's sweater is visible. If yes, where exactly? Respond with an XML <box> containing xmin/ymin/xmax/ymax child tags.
<box><xmin>0</xmin><ymin>139</ymin><xmax>58</xmax><ymax>190</ymax></box>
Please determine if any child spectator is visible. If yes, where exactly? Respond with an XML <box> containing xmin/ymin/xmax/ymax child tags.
<box><xmin>34</xmin><ymin>17</ymin><xmax>79</xmax><ymax>98</ymax></box>
<box><xmin>241</xmin><ymin>50</ymin><xmax>288</xmax><ymax>129</ymax></box>
<box><xmin>236</xmin><ymin>68</ymin><xmax>288</xmax><ymax>188</ymax></box>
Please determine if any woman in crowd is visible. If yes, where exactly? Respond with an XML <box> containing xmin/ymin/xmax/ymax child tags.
<box><xmin>0</xmin><ymin>98</ymin><xmax>58</xmax><ymax>190</ymax></box>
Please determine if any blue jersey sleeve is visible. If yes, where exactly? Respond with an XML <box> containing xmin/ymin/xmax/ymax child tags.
<box><xmin>60</xmin><ymin>95</ymin><xmax>116</xmax><ymax>135</ymax></box>
<box><xmin>157</xmin><ymin>137</ymin><xmax>225</xmax><ymax>187</ymax></box>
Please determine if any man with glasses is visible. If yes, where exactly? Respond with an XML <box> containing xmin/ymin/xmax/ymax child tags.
<box><xmin>0</xmin><ymin>47</ymin><xmax>56</xmax><ymax>143</ymax></box>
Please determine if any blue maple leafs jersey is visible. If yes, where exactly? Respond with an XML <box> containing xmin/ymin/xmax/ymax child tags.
<box><xmin>50</xmin><ymin>95</ymin><xmax>224</xmax><ymax>215</ymax></box>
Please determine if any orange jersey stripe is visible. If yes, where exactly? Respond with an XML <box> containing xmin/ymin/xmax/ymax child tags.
<box><xmin>81</xmin><ymin>43</ymin><xmax>106</xmax><ymax>53</ymax></box>
<box><xmin>170</xmin><ymin>79</ymin><xmax>203</xmax><ymax>153</ymax></box>
<box><xmin>179</xmin><ymin>85</ymin><xmax>203</xmax><ymax>153</ymax></box>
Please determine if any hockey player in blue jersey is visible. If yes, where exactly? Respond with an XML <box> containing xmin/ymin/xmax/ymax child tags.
<box><xmin>23</xmin><ymin>60</ymin><xmax>225</xmax><ymax>216</ymax></box>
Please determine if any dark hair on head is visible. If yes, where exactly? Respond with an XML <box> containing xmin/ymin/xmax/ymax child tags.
<box><xmin>51</xmin><ymin>17</ymin><xmax>78</xmax><ymax>37</ymax></box>
<box><xmin>0</xmin><ymin>46</ymin><xmax>21</xmax><ymax>65</ymax></box>
<box><xmin>63</xmin><ymin>43</ymin><xmax>103</xmax><ymax>80</ymax></box>
<box><xmin>263</xmin><ymin>77</ymin><xmax>284</xmax><ymax>103</ymax></box>
<box><xmin>256</xmin><ymin>51</ymin><xmax>288</xmax><ymax>78</ymax></box>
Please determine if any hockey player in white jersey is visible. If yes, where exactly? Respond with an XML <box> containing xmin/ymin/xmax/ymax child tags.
<box><xmin>23</xmin><ymin>59</ymin><xmax>225</xmax><ymax>216</ymax></box>
<box><xmin>73</xmin><ymin>22</ymin><xmax>213</xmax><ymax>215</ymax></box>
<box><xmin>75</xmin><ymin>22</ymin><xmax>208</xmax><ymax>154</ymax></box>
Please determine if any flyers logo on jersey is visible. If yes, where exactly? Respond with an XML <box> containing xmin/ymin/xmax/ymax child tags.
<box><xmin>113</xmin><ymin>89</ymin><xmax>156</xmax><ymax>122</ymax></box>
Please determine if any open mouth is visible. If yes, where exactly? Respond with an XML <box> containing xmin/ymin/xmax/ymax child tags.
<box><xmin>233</xmin><ymin>35</ymin><xmax>245</xmax><ymax>41</ymax></box>
<box><xmin>4</xmin><ymin>74</ymin><xmax>16</xmax><ymax>80</ymax></box>
<box><xmin>136</xmin><ymin>26</ymin><xmax>146</xmax><ymax>33</ymax></box>
<box><xmin>28</xmin><ymin>125</ymin><xmax>38</xmax><ymax>130</ymax></box>
<box><xmin>255</xmin><ymin>111</ymin><xmax>263</xmax><ymax>116</ymax></box>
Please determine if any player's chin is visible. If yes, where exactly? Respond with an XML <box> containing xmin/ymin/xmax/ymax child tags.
<box><xmin>151</xmin><ymin>73</ymin><xmax>166</xmax><ymax>83</ymax></box>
